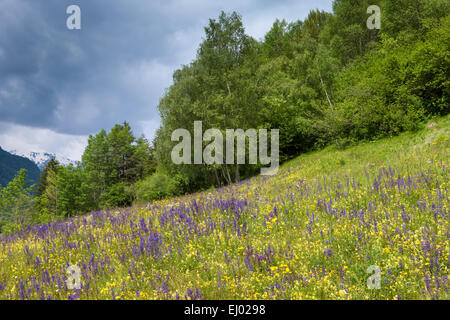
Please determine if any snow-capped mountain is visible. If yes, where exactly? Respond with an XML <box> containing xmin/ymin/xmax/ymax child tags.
<box><xmin>7</xmin><ymin>150</ymin><xmax>79</xmax><ymax>171</ymax></box>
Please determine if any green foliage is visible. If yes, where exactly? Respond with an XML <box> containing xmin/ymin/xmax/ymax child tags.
<box><xmin>133</xmin><ymin>171</ymin><xmax>189</xmax><ymax>204</ymax></box>
<box><xmin>82</xmin><ymin>122</ymin><xmax>157</xmax><ymax>210</ymax></box>
<box><xmin>99</xmin><ymin>182</ymin><xmax>133</xmax><ymax>209</ymax></box>
<box><xmin>36</xmin><ymin>158</ymin><xmax>59</xmax><ymax>196</ymax></box>
<box><xmin>326</xmin><ymin>14</ymin><xmax>450</xmax><ymax>141</ymax></box>
<box><xmin>154</xmin><ymin>11</ymin><xmax>263</xmax><ymax>188</ymax></box>
<box><xmin>0</xmin><ymin>169</ymin><xmax>35</xmax><ymax>231</ymax></box>
<box><xmin>382</xmin><ymin>0</ymin><xmax>450</xmax><ymax>38</ymax></box>
<box><xmin>32</xmin><ymin>123</ymin><xmax>157</xmax><ymax>219</ymax></box>
<box><xmin>404</xmin><ymin>15</ymin><xmax>450</xmax><ymax>115</ymax></box>
<box><xmin>134</xmin><ymin>172</ymin><xmax>172</xmax><ymax>203</ymax></box>
<box><xmin>35</xmin><ymin>159</ymin><xmax>60</xmax><ymax>218</ymax></box>
<box><xmin>56</xmin><ymin>165</ymin><xmax>92</xmax><ymax>217</ymax></box>
<box><xmin>321</xmin><ymin>0</ymin><xmax>382</xmax><ymax>65</ymax></box>
<box><xmin>82</xmin><ymin>128</ymin><xmax>110</xmax><ymax>205</ymax></box>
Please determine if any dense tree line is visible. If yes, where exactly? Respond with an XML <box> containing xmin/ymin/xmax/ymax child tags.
<box><xmin>1</xmin><ymin>123</ymin><xmax>157</xmax><ymax>232</ymax></box>
<box><xmin>1</xmin><ymin>0</ymin><xmax>448</xmax><ymax>232</ymax></box>
<box><xmin>154</xmin><ymin>0</ymin><xmax>449</xmax><ymax>189</ymax></box>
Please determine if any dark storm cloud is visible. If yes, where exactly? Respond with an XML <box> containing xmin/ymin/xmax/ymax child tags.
<box><xmin>0</xmin><ymin>0</ymin><xmax>176</xmax><ymax>135</ymax></box>
<box><xmin>0</xmin><ymin>0</ymin><xmax>332</xmax><ymax>138</ymax></box>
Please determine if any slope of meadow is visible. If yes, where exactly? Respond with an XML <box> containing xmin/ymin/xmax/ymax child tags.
<box><xmin>0</xmin><ymin>116</ymin><xmax>449</xmax><ymax>300</ymax></box>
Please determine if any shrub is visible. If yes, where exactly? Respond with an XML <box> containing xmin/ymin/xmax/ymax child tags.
<box><xmin>134</xmin><ymin>173</ymin><xmax>172</xmax><ymax>204</ymax></box>
<box><xmin>99</xmin><ymin>182</ymin><xmax>133</xmax><ymax>209</ymax></box>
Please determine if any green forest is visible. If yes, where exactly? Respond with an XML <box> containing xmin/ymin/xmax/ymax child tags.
<box><xmin>0</xmin><ymin>147</ymin><xmax>40</xmax><ymax>187</ymax></box>
<box><xmin>1</xmin><ymin>0</ymin><xmax>449</xmax><ymax>233</ymax></box>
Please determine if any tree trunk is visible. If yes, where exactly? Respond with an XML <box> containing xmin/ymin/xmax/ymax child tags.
<box><xmin>318</xmin><ymin>69</ymin><xmax>333</xmax><ymax>110</ymax></box>
<box><xmin>214</xmin><ymin>167</ymin><xmax>221</xmax><ymax>187</ymax></box>
<box><xmin>235</xmin><ymin>164</ymin><xmax>240</xmax><ymax>183</ymax></box>
<box><xmin>220</xmin><ymin>165</ymin><xmax>229</xmax><ymax>185</ymax></box>
<box><xmin>223</xmin><ymin>165</ymin><xmax>232</xmax><ymax>185</ymax></box>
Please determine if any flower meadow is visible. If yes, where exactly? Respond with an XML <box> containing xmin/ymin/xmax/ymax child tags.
<box><xmin>0</xmin><ymin>119</ymin><xmax>449</xmax><ymax>300</ymax></box>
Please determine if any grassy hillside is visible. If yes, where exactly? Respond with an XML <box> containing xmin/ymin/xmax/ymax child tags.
<box><xmin>0</xmin><ymin>147</ymin><xmax>40</xmax><ymax>187</ymax></box>
<box><xmin>0</xmin><ymin>116</ymin><xmax>448</xmax><ymax>300</ymax></box>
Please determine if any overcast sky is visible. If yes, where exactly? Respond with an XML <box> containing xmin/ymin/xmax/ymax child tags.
<box><xmin>0</xmin><ymin>0</ymin><xmax>332</xmax><ymax>161</ymax></box>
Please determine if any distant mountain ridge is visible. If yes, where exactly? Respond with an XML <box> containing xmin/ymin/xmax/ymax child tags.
<box><xmin>0</xmin><ymin>147</ymin><xmax>41</xmax><ymax>187</ymax></box>
<box><xmin>8</xmin><ymin>150</ymin><xmax>79</xmax><ymax>171</ymax></box>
